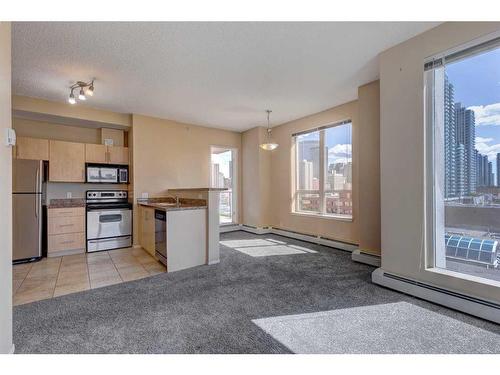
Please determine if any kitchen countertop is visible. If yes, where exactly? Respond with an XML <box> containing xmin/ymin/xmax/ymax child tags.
<box><xmin>138</xmin><ymin>202</ymin><xmax>207</xmax><ymax>211</ymax></box>
<box><xmin>48</xmin><ymin>198</ymin><xmax>86</xmax><ymax>209</ymax></box>
<box><xmin>167</xmin><ymin>187</ymin><xmax>228</xmax><ymax>192</ymax></box>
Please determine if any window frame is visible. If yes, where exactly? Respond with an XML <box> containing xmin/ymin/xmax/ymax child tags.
<box><xmin>424</xmin><ymin>31</ymin><xmax>500</xmax><ymax>288</ymax></box>
<box><xmin>292</xmin><ymin>119</ymin><xmax>353</xmax><ymax>221</ymax></box>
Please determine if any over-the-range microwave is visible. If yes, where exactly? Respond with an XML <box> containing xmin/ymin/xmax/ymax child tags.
<box><xmin>86</xmin><ymin>163</ymin><xmax>129</xmax><ymax>184</ymax></box>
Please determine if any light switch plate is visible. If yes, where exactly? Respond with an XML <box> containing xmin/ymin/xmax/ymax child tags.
<box><xmin>4</xmin><ymin>128</ymin><xmax>16</xmax><ymax>147</ymax></box>
<box><xmin>66</xmin><ymin>192</ymin><xmax>72</xmax><ymax>198</ymax></box>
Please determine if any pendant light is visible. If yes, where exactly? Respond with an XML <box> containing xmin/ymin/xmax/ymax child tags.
<box><xmin>259</xmin><ymin>110</ymin><xmax>279</xmax><ymax>151</ymax></box>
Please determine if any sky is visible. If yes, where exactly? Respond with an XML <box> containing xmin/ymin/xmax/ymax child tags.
<box><xmin>297</xmin><ymin>122</ymin><xmax>352</xmax><ymax>166</ymax></box>
<box><xmin>446</xmin><ymin>47</ymin><xmax>500</xmax><ymax>182</ymax></box>
<box><xmin>211</xmin><ymin>149</ymin><xmax>232</xmax><ymax>178</ymax></box>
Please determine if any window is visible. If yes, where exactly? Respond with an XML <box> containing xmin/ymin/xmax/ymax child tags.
<box><xmin>210</xmin><ymin>147</ymin><xmax>237</xmax><ymax>225</ymax></box>
<box><xmin>293</xmin><ymin>120</ymin><xmax>353</xmax><ymax>219</ymax></box>
<box><xmin>426</xmin><ymin>35</ymin><xmax>500</xmax><ymax>284</ymax></box>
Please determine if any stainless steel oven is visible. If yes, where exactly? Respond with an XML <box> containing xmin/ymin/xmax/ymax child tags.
<box><xmin>86</xmin><ymin>190</ymin><xmax>132</xmax><ymax>252</ymax></box>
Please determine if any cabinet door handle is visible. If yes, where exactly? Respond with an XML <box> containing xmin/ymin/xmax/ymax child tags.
<box><xmin>61</xmin><ymin>240</ymin><xmax>75</xmax><ymax>244</ymax></box>
<box><xmin>59</xmin><ymin>224</ymin><xmax>74</xmax><ymax>227</ymax></box>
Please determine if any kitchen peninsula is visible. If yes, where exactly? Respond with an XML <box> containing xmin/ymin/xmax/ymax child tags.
<box><xmin>137</xmin><ymin>188</ymin><xmax>227</xmax><ymax>272</ymax></box>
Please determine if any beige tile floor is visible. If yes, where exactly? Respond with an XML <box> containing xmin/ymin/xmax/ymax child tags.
<box><xmin>13</xmin><ymin>247</ymin><xmax>166</xmax><ymax>306</ymax></box>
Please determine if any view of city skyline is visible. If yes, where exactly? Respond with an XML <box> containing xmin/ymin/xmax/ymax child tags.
<box><xmin>446</xmin><ymin>47</ymin><xmax>500</xmax><ymax>189</ymax></box>
<box><xmin>441</xmin><ymin>44</ymin><xmax>500</xmax><ymax>279</ymax></box>
<box><xmin>296</xmin><ymin>122</ymin><xmax>352</xmax><ymax>216</ymax></box>
<box><xmin>211</xmin><ymin>149</ymin><xmax>234</xmax><ymax>224</ymax></box>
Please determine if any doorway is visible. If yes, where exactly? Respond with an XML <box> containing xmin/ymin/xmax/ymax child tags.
<box><xmin>210</xmin><ymin>146</ymin><xmax>238</xmax><ymax>225</ymax></box>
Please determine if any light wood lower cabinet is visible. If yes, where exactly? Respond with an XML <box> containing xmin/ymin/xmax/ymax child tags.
<box><xmin>48</xmin><ymin>207</ymin><xmax>86</xmax><ymax>257</ymax></box>
<box><xmin>139</xmin><ymin>206</ymin><xmax>156</xmax><ymax>256</ymax></box>
<box><xmin>49</xmin><ymin>140</ymin><xmax>86</xmax><ymax>182</ymax></box>
<box><xmin>14</xmin><ymin>136</ymin><xmax>49</xmax><ymax>160</ymax></box>
<box><xmin>48</xmin><ymin>233</ymin><xmax>85</xmax><ymax>255</ymax></box>
<box><xmin>48</xmin><ymin>215</ymin><xmax>85</xmax><ymax>235</ymax></box>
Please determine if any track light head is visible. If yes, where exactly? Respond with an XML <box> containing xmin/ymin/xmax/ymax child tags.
<box><xmin>86</xmin><ymin>83</ymin><xmax>94</xmax><ymax>96</ymax></box>
<box><xmin>68</xmin><ymin>90</ymin><xmax>76</xmax><ymax>104</ymax></box>
<box><xmin>78</xmin><ymin>87</ymin><xmax>86</xmax><ymax>100</ymax></box>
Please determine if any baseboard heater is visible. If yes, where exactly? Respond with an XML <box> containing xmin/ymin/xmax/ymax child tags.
<box><xmin>372</xmin><ymin>268</ymin><xmax>500</xmax><ymax>324</ymax></box>
<box><xmin>351</xmin><ymin>249</ymin><xmax>381</xmax><ymax>267</ymax></box>
<box><xmin>223</xmin><ymin>224</ymin><xmax>358</xmax><ymax>252</ymax></box>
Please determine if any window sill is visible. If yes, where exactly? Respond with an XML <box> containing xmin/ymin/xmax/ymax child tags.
<box><xmin>290</xmin><ymin>211</ymin><xmax>353</xmax><ymax>222</ymax></box>
<box><xmin>425</xmin><ymin>267</ymin><xmax>500</xmax><ymax>289</ymax></box>
<box><xmin>220</xmin><ymin>222</ymin><xmax>237</xmax><ymax>227</ymax></box>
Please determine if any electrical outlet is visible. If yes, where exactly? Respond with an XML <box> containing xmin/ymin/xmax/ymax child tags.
<box><xmin>66</xmin><ymin>192</ymin><xmax>72</xmax><ymax>199</ymax></box>
<box><xmin>141</xmin><ymin>192</ymin><xmax>149</xmax><ymax>199</ymax></box>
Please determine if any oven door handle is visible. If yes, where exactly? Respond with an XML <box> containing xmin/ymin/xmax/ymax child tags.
<box><xmin>99</xmin><ymin>214</ymin><xmax>123</xmax><ymax>223</ymax></box>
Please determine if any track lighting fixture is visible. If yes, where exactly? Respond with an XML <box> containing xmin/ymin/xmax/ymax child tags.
<box><xmin>68</xmin><ymin>79</ymin><xmax>95</xmax><ymax>104</ymax></box>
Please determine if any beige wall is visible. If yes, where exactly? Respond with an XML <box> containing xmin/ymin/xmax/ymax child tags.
<box><xmin>12</xmin><ymin>95</ymin><xmax>131</xmax><ymax>128</ymax></box>
<box><xmin>268</xmin><ymin>101</ymin><xmax>360</xmax><ymax>244</ymax></box>
<box><xmin>131</xmin><ymin>114</ymin><xmax>242</xmax><ymax>243</ymax></box>
<box><xmin>357</xmin><ymin>81</ymin><xmax>381</xmax><ymax>255</ymax></box>
<box><xmin>380</xmin><ymin>22</ymin><xmax>500</xmax><ymax>302</ymax></box>
<box><xmin>13</xmin><ymin>117</ymin><xmax>101</xmax><ymax>143</ymax></box>
<box><xmin>241</xmin><ymin>127</ymin><xmax>271</xmax><ymax>228</ymax></box>
<box><xmin>0</xmin><ymin>22</ymin><xmax>12</xmax><ymax>354</ymax></box>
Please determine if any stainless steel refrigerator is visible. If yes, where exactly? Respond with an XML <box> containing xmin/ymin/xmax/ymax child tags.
<box><xmin>13</xmin><ymin>159</ymin><xmax>45</xmax><ymax>263</ymax></box>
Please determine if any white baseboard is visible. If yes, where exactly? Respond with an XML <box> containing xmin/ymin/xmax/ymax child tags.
<box><xmin>271</xmin><ymin>227</ymin><xmax>357</xmax><ymax>252</ymax></box>
<box><xmin>240</xmin><ymin>225</ymin><xmax>272</xmax><ymax>235</ymax></box>
<box><xmin>219</xmin><ymin>224</ymin><xmax>244</xmax><ymax>233</ymax></box>
<box><xmin>372</xmin><ymin>268</ymin><xmax>500</xmax><ymax>324</ymax></box>
<box><xmin>352</xmin><ymin>249</ymin><xmax>381</xmax><ymax>267</ymax></box>
<box><xmin>221</xmin><ymin>224</ymin><xmax>358</xmax><ymax>252</ymax></box>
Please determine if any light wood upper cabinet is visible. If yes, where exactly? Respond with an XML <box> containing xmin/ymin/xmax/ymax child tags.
<box><xmin>85</xmin><ymin>144</ymin><xmax>107</xmax><ymax>164</ymax></box>
<box><xmin>85</xmin><ymin>144</ymin><xmax>129</xmax><ymax>165</ymax></box>
<box><xmin>14</xmin><ymin>137</ymin><xmax>49</xmax><ymax>160</ymax></box>
<box><xmin>49</xmin><ymin>140</ymin><xmax>86</xmax><ymax>182</ymax></box>
<box><xmin>108</xmin><ymin>146</ymin><xmax>129</xmax><ymax>165</ymax></box>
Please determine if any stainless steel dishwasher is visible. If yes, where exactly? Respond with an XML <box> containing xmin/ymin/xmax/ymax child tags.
<box><xmin>155</xmin><ymin>210</ymin><xmax>167</xmax><ymax>266</ymax></box>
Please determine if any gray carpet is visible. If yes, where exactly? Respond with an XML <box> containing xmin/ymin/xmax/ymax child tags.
<box><xmin>13</xmin><ymin>231</ymin><xmax>500</xmax><ymax>354</ymax></box>
<box><xmin>253</xmin><ymin>301</ymin><xmax>500</xmax><ymax>353</ymax></box>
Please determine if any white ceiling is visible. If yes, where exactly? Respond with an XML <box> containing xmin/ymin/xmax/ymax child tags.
<box><xmin>12</xmin><ymin>22</ymin><xmax>439</xmax><ymax>132</ymax></box>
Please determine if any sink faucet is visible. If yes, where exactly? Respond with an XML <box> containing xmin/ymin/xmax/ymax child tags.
<box><xmin>166</xmin><ymin>195</ymin><xmax>180</xmax><ymax>206</ymax></box>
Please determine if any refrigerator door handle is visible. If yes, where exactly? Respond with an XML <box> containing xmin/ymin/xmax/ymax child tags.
<box><xmin>35</xmin><ymin>168</ymin><xmax>39</xmax><ymax>219</ymax></box>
